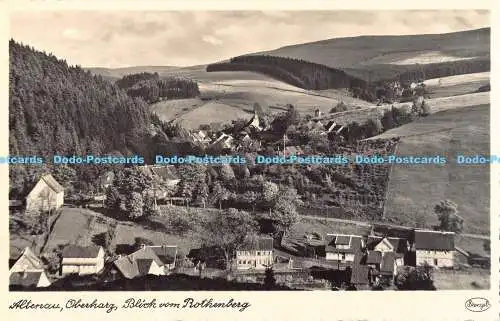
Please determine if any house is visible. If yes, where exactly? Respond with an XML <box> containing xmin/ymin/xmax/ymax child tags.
<box><xmin>98</xmin><ymin>171</ymin><xmax>115</xmax><ymax>190</ymax></box>
<box><xmin>236</xmin><ymin>237</ymin><xmax>274</xmax><ymax>270</ymax></box>
<box><xmin>61</xmin><ymin>245</ymin><xmax>105</xmax><ymax>276</ymax></box>
<box><xmin>113</xmin><ymin>246</ymin><xmax>165</xmax><ymax>279</ymax></box>
<box><xmin>414</xmin><ymin>229</ymin><xmax>455</xmax><ymax>268</ymax></box>
<box><xmin>314</xmin><ymin>107</ymin><xmax>322</xmax><ymax>118</ymax></box>
<box><xmin>9</xmin><ymin>247</ymin><xmax>44</xmax><ymax>273</ymax></box>
<box><xmin>140</xmin><ymin>165</ymin><xmax>180</xmax><ymax>188</ymax></box>
<box><xmin>25</xmin><ymin>174</ymin><xmax>64</xmax><ymax>213</ymax></box>
<box><xmin>146</xmin><ymin>245</ymin><xmax>178</xmax><ymax>270</ymax></box>
<box><xmin>324</xmin><ymin>121</ymin><xmax>345</xmax><ymax>135</ymax></box>
<box><xmin>190</xmin><ymin>130</ymin><xmax>211</xmax><ymax>145</ymax></box>
<box><xmin>246</xmin><ymin>110</ymin><xmax>264</xmax><ymax>131</ymax></box>
<box><xmin>366</xmin><ymin>236</ymin><xmax>407</xmax><ymax>266</ymax></box>
<box><xmin>454</xmin><ymin>246</ymin><xmax>470</xmax><ymax>266</ymax></box>
<box><xmin>211</xmin><ymin>133</ymin><xmax>235</xmax><ymax>150</ymax></box>
<box><xmin>324</xmin><ymin>234</ymin><xmax>363</xmax><ymax>266</ymax></box>
<box><xmin>10</xmin><ymin>271</ymin><xmax>51</xmax><ymax>288</ymax></box>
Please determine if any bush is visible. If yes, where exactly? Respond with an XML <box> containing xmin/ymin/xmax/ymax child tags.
<box><xmin>330</xmin><ymin>101</ymin><xmax>348</xmax><ymax>113</ymax></box>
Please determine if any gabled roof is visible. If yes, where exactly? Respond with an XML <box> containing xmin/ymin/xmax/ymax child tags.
<box><xmin>414</xmin><ymin>230</ymin><xmax>455</xmax><ymax>251</ymax></box>
<box><xmin>240</xmin><ymin>237</ymin><xmax>274</xmax><ymax>251</ymax></box>
<box><xmin>11</xmin><ymin>247</ymin><xmax>44</xmax><ymax>271</ymax></box>
<box><xmin>114</xmin><ymin>247</ymin><xmax>165</xmax><ymax>279</ymax></box>
<box><xmin>62</xmin><ymin>245</ymin><xmax>102</xmax><ymax>259</ymax></box>
<box><xmin>41</xmin><ymin>174</ymin><xmax>64</xmax><ymax>193</ymax></box>
<box><xmin>148</xmin><ymin>245</ymin><xmax>178</xmax><ymax>265</ymax></box>
<box><xmin>380</xmin><ymin>252</ymin><xmax>396</xmax><ymax>274</ymax></box>
<box><xmin>325</xmin><ymin>234</ymin><xmax>363</xmax><ymax>254</ymax></box>
<box><xmin>10</xmin><ymin>271</ymin><xmax>47</xmax><ymax>287</ymax></box>
<box><xmin>366</xmin><ymin>251</ymin><xmax>382</xmax><ymax>265</ymax></box>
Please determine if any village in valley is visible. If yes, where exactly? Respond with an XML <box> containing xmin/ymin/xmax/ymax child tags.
<box><xmin>8</xmin><ymin>13</ymin><xmax>491</xmax><ymax>291</ymax></box>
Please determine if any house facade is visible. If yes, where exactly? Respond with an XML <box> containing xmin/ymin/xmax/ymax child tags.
<box><xmin>414</xmin><ymin>230</ymin><xmax>455</xmax><ymax>268</ymax></box>
<box><xmin>25</xmin><ymin>174</ymin><xmax>64</xmax><ymax>213</ymax></box>
<box><xmin>61</xmin><ymin>245</ymin><xmax>105</xmax><ymax>275</ymax></box>
<box><xmin>236</xmin><ymin>237</ymin><xmax>274</xmax><ymax>270</ymax></box>
<box><xmin>324</xmin><ymin>234</ymin><xmax>363</xmax><ymax>265</ymax></box>
<box><xmin>146</xmin><ymin>245</ymin><xmax>178</xmax><ymax>271</ymax></box>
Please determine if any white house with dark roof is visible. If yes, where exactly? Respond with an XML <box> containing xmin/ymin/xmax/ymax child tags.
<box><xmin>414</xmin><ymin>229</ymin><xmax>455</xmax><ymax>268</ymax></box>
<box><xmin>236</xmin><ymin>237</ymin><xmax>274</xmax><ymax>270</ymax></box>
<box><xmin>26</xmin><ymin>174</ymin><xmax>64</xmax><ymax>212</ymax></box>
<box><xmin>61</xmin><ymin>245</ymin><xmax>105</xmax><ymax>276</ymax></box>
<box><xmin>324</xmin><ymin>234</ymin><xmax>363</xmax><ymax>265</ymax></box>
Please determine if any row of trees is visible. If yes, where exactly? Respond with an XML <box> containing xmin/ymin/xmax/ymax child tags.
<box><xmin>119</xmin><ymin>76</ymin><xmax>200</xmax><ymax>104</ymax></box>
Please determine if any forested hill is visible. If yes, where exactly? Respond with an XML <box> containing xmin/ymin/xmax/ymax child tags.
<box><xmin>8</xmin><ymin>40</ymin><xmax>163</xmax><ymax>197</ymax></box>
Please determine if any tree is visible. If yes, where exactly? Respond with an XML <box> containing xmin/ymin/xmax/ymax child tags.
<box><xmin>220</xmin><ymin>164</ymin><xmax>236</xmax><ymax>181</ymax></box>
<box><xmin>200</xmin><ymin>208</ymin><xmax>258</xmax><ymax>270</ymax></box>
<box><xmin>395</xmin><ymin>264</ymin><xmax>436</xmax><ymax>290</ymax></box>
<box><xmin>270</xmin><ymin>187</ymin><xmax>302</xmax><ymax>234</ymax></box>
<box><xmin>434</xmin><ymin>200</ymin><xmax>463</xmax><ymax>233</ymax></box>
<box><xmin>365</xmin><ymin>118</ymin><xmax>383</xmax><ymax>137</ymax></box>
<box><xmin>261</xmin><ymin>181</ymin><xmax>279</xmax><ymax>204</ymax></box>
<box><xmin>264</xmin><ymin>267</ymin><xmax>277</xmax><ymax>290</ymax></box>
<box><xmin>210</xmin><ymin>182</ymin><xmax>232</xmax><ymax>210</ymax></box>
<box><xmin>125</xmin><ymin>192</ymin><xmax>144</xmax><ymax>220</ymax></box>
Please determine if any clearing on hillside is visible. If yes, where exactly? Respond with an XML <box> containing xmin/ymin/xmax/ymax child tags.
<box><xmin>382</xmin><ymin>105</ymin><xmax>489</xmax><ymax>234</ymax></box>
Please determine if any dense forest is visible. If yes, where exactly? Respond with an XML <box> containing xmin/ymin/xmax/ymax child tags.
<box><xmin>116</xmin><ymin>72</ymin><xmax>200</xmax><ymax>103</ymax></box>
<box><xmin>8</xmin><ymin>40</ymin><xmax>198</xmax><ymax>198</ymax></box>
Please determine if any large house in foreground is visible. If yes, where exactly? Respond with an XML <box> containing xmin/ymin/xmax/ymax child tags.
<box><xmin>236</xmin><ymin>237</ymin><xmax>274</xmax><ymax>270</ymax></box>
<box><xmin>25</xmin><ymin>174</ymin><xmax>64</xmax><ymax>213</ymax></box>
<box><xmin>414</xmin><ymin>230</ymin><xmax>455</xmax><ymax>268</ymax></box>
<box><xmin>113</xmin><ymin>247</ymin><xmax>165</xmax><ymax>279</ymax></box>
<box><xmin>9</xmin><ymin>247</ymin><xmax>51</xmax><ymax>288</ymax></box>
<box><xmin>324</xmin><ymin>234</ymin><xmax>363</xmax><ymax>266</ymax></box>
<box><xmin>61</xmin><ymin>245</ymin><xmax>105</xmax><ymax>276</ymax></box>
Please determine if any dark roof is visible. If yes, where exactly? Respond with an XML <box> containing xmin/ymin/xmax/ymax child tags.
<box><xmin>325</xmin><ymin>234</ymin><xmax>363</xmax><ymax>254</ymax></box>
<box><xmin>414</xmin><ymin>230</ymin><xmax>455</xmax><ymax>251</ymax></box>
<box><xmin>149</xmin><ymin>246</ymin><xmax>177</xmax><ymax>265</ymax></box>
<box><xmin>380</xmin><ymin>252</ymin><xmax>396</xmax><ymax>274</ymax></box>
<box><xmin>240</xmin><ymin>237</ymin><xmax>274</xmax><ymax>251</ymax></box>
<box><xmin>350</xmin><ymin>253</ymin><xmax>370</xmax><ymax>285</ymax></box>
<box><xmin>10</xmin><ymin>271</ymin><xmax>45</xmax><ymax>287</ymax></box>
<box><xmin>366</xmin><ymin>251</ymin><xmax>382</xmax><ymax>264</ymax></box>
<box><xmin>387</xmin><ymin>237</ymin><xmax>408</xmax><ymax>253</ymax></box>
<box><xmin>41</xmin><ymin>174</ymin><xmax>64</xmax><ymax>193</ymax></box>
<box><xmin>136</xmin><ymin>259</ymin><xmax>153</xmax><ymax>276</ymax></box>
<box><xmin>62</xmin><ymin>245</ymin><xmax>102</xmax><ymax>258</ymax></box>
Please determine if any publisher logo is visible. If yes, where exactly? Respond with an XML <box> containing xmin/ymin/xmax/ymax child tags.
<box><xmin>465</xmin><ymin>297</ymin><xmax>490</xmax><ymax>312</ymax></box>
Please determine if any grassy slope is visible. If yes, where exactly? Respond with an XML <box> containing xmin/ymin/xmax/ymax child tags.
<box><xmin>382</xmin><ymin>105</ymin><xmax>489</xmax><ymax>234</ymax></box>
<box><xmin>253</xmin><ymin>28</ymin><xmax>490</xmax><ymax>80</ymax></box>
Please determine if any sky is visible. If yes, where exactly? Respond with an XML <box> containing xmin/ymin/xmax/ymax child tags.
<box><xmin>10</xmin><ymin>10</ymin><xmax>490</xmax><ymax>68</ymax></box>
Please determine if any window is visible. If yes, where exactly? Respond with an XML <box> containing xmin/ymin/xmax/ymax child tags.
<box><xmin>257</xmin><ymin>251</ymin><xmax>260</xmax><ymax>256</ymax></box>
<box><xmin>341</xmin><ymin>253</ymin><xmax>346</xmax><ymax>260</ymax></box>
<box><xmin>434</xmin><ymin>259</ymin><xmax>438</xmax><ymax>266</ymax></box>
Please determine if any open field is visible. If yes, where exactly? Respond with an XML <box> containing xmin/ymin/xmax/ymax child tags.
<box><xmin>151</xmin><ymin>77</ymin><xmax>373</xmax><ymax>129</ymax></box>
<box><xmin>423</xmin><ymin>72</ymin><xmax>490</xmax><ymax>99</ymax></box>
<box><xmin>382</xmin><ymin>105</ymin><xmax>489</xmax><ymax>234</ymax></box>
<box><xmin>433</xmin><ymin>268</ymin><xmax>490</xmax><ymax>290</ymax></box>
